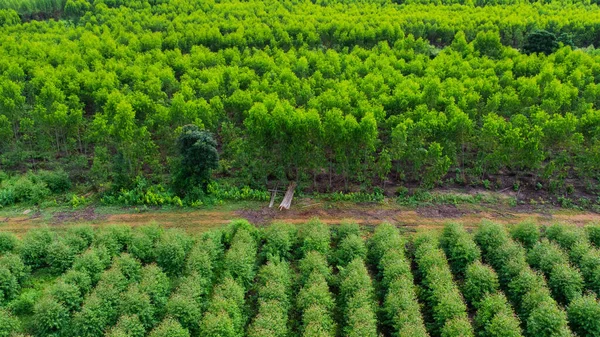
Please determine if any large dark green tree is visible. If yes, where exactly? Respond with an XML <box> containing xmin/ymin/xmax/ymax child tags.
<box><xmin>173</xmin><ymin>125</ymin><xmax>219</xmax><ymax>195</ymax></box>
<box><xmin>522</xmin><ymin>30</ymin><xmax>559</xmax><ymax>55</ymax></box>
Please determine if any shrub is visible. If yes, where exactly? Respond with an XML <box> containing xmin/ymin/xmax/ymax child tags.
<box><xmin>463</xmin><ymin>261</ymin><xmax>499</xmax><ymax>308</ymax></box>
<box><xmin>155</xmin><ymin>229</ymin><xmax>193</xmax><ymax>276</ymax></box>
<box><xmin>0</xmin><ymin>232</ymin><xmax>18</xmax><ymax>254</ymax></box>
<box><xmin>368</xmin><ymin>222</ymin><xmax>403</xmax><ymax>266</ymax></box>
<box><xmin>120</xmin><ymin>285</ymin><xmax>156</xmax><ymax>331</ymax></box>
<box><xmin>301</xmin><ymin>304</ymin><xmax>336</xmax><ymax>337</ymax></box>
<box><xmin>586</xmin><ymin>224</ymin><xmax>600</xmax><ymax>248</ymax></box>
<box><xmin>299</xmin><ymin>219</ymin><xmax>330</xmax><ymax>256</ymax></box>
<box><xmin>32</xmin><ymin>296</ymin><xmax>70</xmax><ymax>336</ymax></box>
<box><xmin>19</xmin><ymin>227</ymin><xmax>54</xmax><ymax>269</ymax></box>
<box><xmin>334</xmin><ymin>222</ymin><xmax>361</xmax><ymax>243</ymax></box>
<box><xmin>200</xmin><ymin>277</ymin><xmax>246</xmax><ymax>337</ymax></box>
<box><xmin>414</xmin><ymin>235</ymin><xmax>472</xmax><ymax>336</ymax></box>
<box><xmin>148</xmin><ymin>318</ymin><xmax>190</xmax><ymax>337</ymax></box>
<box><xmin>440</xmin><ymin>223</ymin><xmax>481</xmax><ymax>277</ymax></box>
<box><xmin>547</xmin><ymin>264</ymin><xmax>584</xmax><ymax>305</ymax></box>
<box><xmin>383</xmin><ymin>276</ymin><xmax>428</xmax><ymax>337</ymax></box>
<box><xmin>510</xmin><ymin>222</ymin><xmax>540</xmax><ymax>249</ymax></box>
<box><xmin>138</xmin><ymin>265</ymin><xmax>171</xmax><ymax>315</ymax></box>
<box><xmin>0</xmin><ymin>267</ymin><xmax>18</xmax><ymax>304</ymax></box>
<box><xmin>0</xmin><ymin>308</ymin><xmax>20</xmax><ymax>337</ymax></box>
<box><xmin>579</xmin><ymin>249</ymin><xmax>600</xmax><ymax>295</ymax></box>
<box><xmin>94</xmin><ymin>225</ymin><xmax>132</xmax><ymax>257</ymax></box>
<box><xmin>185</xmin><ymin>247</ymin><xmax>214</xmax><ymax>281</ymax></box>
<box><xmin>46</xmin><ymin>239</ymin><xmax>77</xmax><ymax>275</ymax></box>
<box><xmin>37</xmin><ymin>170</ymin><xmax>71</xmax><ymax>194</ymax></box>
<box><xmin>441</xmin><ymin>317</ymin><xmax>475</xmax><ymax>337</ymax></box>
<box><xmin>247</xmin><ymin>300</ymin><xmax>288</xmax><ymax>337</ymax></box>
<box><xmin>0</xmin><ymin>253</ymin><xmax>29</xmax><ymax>284</ymax></box>
<box><xmin>8</xmin><ymin>289</ymin><xmax>40</xmax><ymax>315</ymax></box>
<box><xmin>114</xmin><ymin>253</ymin><xmax>142</xmax><ymax>283</ymax></box>
<box><xmin>106</xmin><ymin>315</ymin><xmax>145</xmax><ymax>337</ymax></box>
<box><xmin>567</xmin><ymin>294</ymin><xmax>600</xmax><ymax>337</ymax></box>
<box><xmin>525</xmin><ymin>301</ymin><xmax>571</xmax><ymax>337</ymax></box>
<box><xmin>297</xmin><ymin>272</ymin><xmax>335</xmax><ymax>312</ymax></box>
<box><xmin>527</xmin><ymin>240</ymin><xmax>569</xmax><ymax>275</ymax></box>
<box><xmin>333</xmin><ymin>234</ymin><xmax>367</xmax><ymax>267</ymax></box>
<box><xmin>343</xmin><ymin>290</ymin><xmax>378</xmax><ymax>337</ymax></box>
<box><xmin>166</xmin><ymin>293</ymin><xmax>202</xmax><ymax>335</ymax></box>
<box><xmin>61</xmin><ymin>270</ymin><xmax>92</xmax><ymax>297</ymax></box>
<box><xmin>474</xmin><ymin>293</ymin><xmax>523</xmax><ymax>337</ymax></box>
<box><xmin>73</xmin><ymin>247</ymin><xmax>111</xmax><ymax>285</ymax></box>
<box><xmin>261</xmin><ymin>222</ymin><xmax>297</xmax><ymax>262</ymax></box>
<box><xmin>48</xmin><ymin>281</ymin><xmax>83</xmax><ymax>312</ymax></box>
<box><xmin>128</xmin><ymin>225</ymin><xmax>163</xmax><ymax>264</ymax></box>
<box><xmin>223</xmin><ymin>229</ymin><xmax>258</xmax><ymax>288</ymax></box>
<box><xmin>298</xmin><ymin>251</ymin><xmax>331</xmax><ymax>286</ymax></box>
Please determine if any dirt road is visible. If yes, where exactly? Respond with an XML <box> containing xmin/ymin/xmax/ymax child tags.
<box><xmin>1</xmin><ymin>201</ymin><xmax>599</xmax><ymax>236</ymax></box>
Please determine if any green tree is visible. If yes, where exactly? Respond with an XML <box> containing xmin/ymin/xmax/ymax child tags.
<box><xmin>173</xmin><ymin>124</ymin><xmax>219</xmax><ymax>194</ymax></box>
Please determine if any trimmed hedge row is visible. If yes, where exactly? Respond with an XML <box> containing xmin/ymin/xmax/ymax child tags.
<box><xmin>413</xmin><ymin>234</ymin><xmax>474</xmax><ymax>337</ymax></box>
<box><xmin>475</xmin><ymin>222</ymin><xmax>572</xmax><ymax>337</ymax></box>
<box><xmin>370</xmin><ymin>223</ymin><xmax>428</xmax><ymax>337</ymax></box>
<box><xmin>247</xmin><ymin>260</ymin><xmax>292</xmax><ymax>337</ymax></box>
<box><xmin>338</xmin><ymin>258</ymin><xmax>378</xmax><ymax>337</ymax></box>
<box><xmin>441</xmin><ymin>223</ymin><xmax>523</xmax><ymax>337</ymax></box>
<box><xmin>297</xmin><ymin>251</ymin><xmax>335</xmax><ymax>337</ymax></box>
<box><xmin>165</xmin><ymin>232</ymin><xmax>224</xmax><ymax>335</ymax></box>
<box><xmin>527</xmin><ymin>239</ymin><xmax>584</xmax><ymax>305</ymax></box>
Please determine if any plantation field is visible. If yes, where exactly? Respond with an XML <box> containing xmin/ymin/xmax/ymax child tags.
<box><xmin>1</xmin><ymin>0</ymin><xmax>600</xmax><ymax>210</ymax></box>
<box><xmin>1</xmin><ymin>220</ymin><xmax>600</xmax><ymax>337</ymax></box>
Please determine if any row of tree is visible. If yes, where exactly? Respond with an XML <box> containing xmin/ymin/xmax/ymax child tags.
<box><xmin>1</xmin><ymin>0</ymin><xmax>600</xmax><ymax>198</ymax></box>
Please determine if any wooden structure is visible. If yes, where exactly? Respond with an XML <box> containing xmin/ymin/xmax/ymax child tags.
<box><xmin>278</xmin><ymin>181</ymin><xmax>296</xmax><ymax>210</ymax></box>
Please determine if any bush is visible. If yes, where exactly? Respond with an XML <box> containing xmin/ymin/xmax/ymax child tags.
<box><xmin>474</xmin><ymin>293</ymin><xmax>523</xmax><ymax>337</ymax></box>
<box><xmin>48</xmin><ymin>281</ymin><xmax>83</xmax><ymax>312</ymax></box>
<box><xmin>579</xmin><ymin>249</ymin><xmax>600</xmax><ymax>295</ymax></box>
<box><xmin>166</xmin><ymin>293</ymin><xmax>202</xmax><ymax>335</ymax></box>
<box><xmin>19</xmin><ymin>227</ymin><xmax>54</xmax><ymax>269</ymax></box>
<box><xmin>0</xmin><ymin>253</ymin><xmax>29</xmax><ymax>284</ymax></box>
<box><xmin>301</xmin><ymin>304</ymin><xmax>336</xmax><ymax>337</ymax></box>
<box><xmin>567</xmin><ymin>294</ymin><xmax>600</xmax><ymax>337</ymax></box>
<box><xmin>73</xmin><ymin>247</ymin><xmax>111</xmax><ymax>285</ymax></box>
<box><xmin>0</xmin><ymin>308</ymin><xmax>20</xmax><ymax>337</ymax></box>
<box><xmin>297</xmin><ymin>272</ymin><xmax>335</xmax><ymax>313</ymax></box>
<box><xmin>441</xmin><ymin>317</ymin><xmax>475</xmax><ymax>337</ymax></box>
<box><xmin>525</xmin><ymin>301</ymin><xmax>571</xmax><ymax>337</ymax></box>
<box><xmin>200</xmin><ymin>277</ymin><xmax>246</xmax><ymax>337</ymax></box>
<box><xmin>155</xmin><ymin>229</ymin><xmax>193</xmax><ymax>276</ymax></box>
<box><xmin>248</xmin><ymin>261</ymin><xmax>292</xmax><ymax>337</ymax></box>
<box><xmin>334</xmin><ymin>222</ymin><xmax>361</xmax><ymax>243</ymax></box>
<box><xmin>223</xmin><ymin>229</ymin><xmax>258</xmax><ymax>288</ymax></box>
<box><xmin>299</xmin><ymin>218</ymin><xmax>330</xmax><ymax>256</ymax></box>
<box><xmin>148</xmin><ymin>318</ymin><xmax>190</xmax><ymax>337</ymax></box>
<box><xmin>333</xmin><ymin>234</ymin><xmax>367</xmax><ymax>267</ymax></box>
<box><xmin>586</xmin><ymin>224</ymin><xmax>600</xmax><ymax>248</ymax></box>
<box><xmin>61</xmin><ymin>270</ymin><xmax>92</xmax><ymax>297</ymax></box>
<box><xmin>185</xmin><ymin>248</ymin><xmax>214</xmax><ymax>282</ymax></box>
<box><xmin>139</xmin><ymin>265</ymin><xmax>171</xmax><ymax>316</ymax></box>
<box><xmin>547</xmin><ymin>264</ymin><xmax>584</xmax><ymax>305</ymax></box>
<box><xmin>527</xmin><ymin>240</ymin><xmax>569</xmax><ymax>275</ymax></box>
<box><xmin>37</xmin><ymin>170</ymin><xmax>71</xmax><ymax>194</ymax></box>
<box><xmin>368</xmin><ymin>222</ymin><xmax>404</xmax><ymax>266</ymax></box>
<box><xmin>413</xmin><ymin>236</ymin><xmax>471</xmax><ymax>336</ymax></box>
<box><xmin>0</xmin><ymin>267</ymin><xmax>18</xmax><ymax>304</ymax></box>
<box><xmin>440</xmin><ymin>223</ymin><xmax>481</xmax><ymax>277</ymax></box>
<box><xmin>128</xmin><ymin>225</ymin><xmax>163</xmax><ymax>264</ymax></box>
<box><xmin>106</xmin><ymin>315</ymin><xmax>145</xmax><ymax>337</ymax></box>
<box><xmin>32</xmin><ymin>296</ymin><xmax>70</xmax><ymax>336</ymax></box>
<box><xmin>94</xmin><ymin>225</ymin><xmax>132</xmax><ymax>257</ymax></box>
<box><xmin>463</xmin><ymin>261</ymin><xmax>499</xmax><ymax>308</ymax></box>
<box><xmin>510</xmin><ymin>222</ymin><xmax>540</xmax><ymax>249</ymax></box>
<box><xmin>8</xmin><ymin>289</ymin><xmax>40</xmax><ymax>315</ymax></box>
<box><xmin>261</xmin><ymin>222</ymin><xmax>297</xmax><ymax>262</ymax></box>
<box><xmin>46</xmin><ymin>239</ymin><xmax>77</xmax><ymax>275</ymax></box>
<box><xmin>0</xmin><ymin>232</ymin><xmax>18</xmax><ymax>254</ymax></box>
<box><xmin>383</xmin><ymin>275</ymin><xmax>428</xmax><ymax>337</ymax></box>
<box><xmin>113</xmin><ymin>253</ymin><xmax>142</xmax><ymax>283</ymax></box>
<box><xmin>298</xmin><ymin>251</ymin><xmax>331</xmax><ymax>286</ymax></box>
<box><xmin>119</xmin><ymin>285</ymin><xmax>156</xmax><ymax>331</ymax></box>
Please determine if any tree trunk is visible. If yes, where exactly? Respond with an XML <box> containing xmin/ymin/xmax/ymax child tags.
<box><xmin>279</xmin><ymin>181</ymin><xmax>296</xmax><ymax>210</ymax></box>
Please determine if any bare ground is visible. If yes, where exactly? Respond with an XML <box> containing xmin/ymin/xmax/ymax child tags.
<box><xmin>1</xmin><ymin>200</ymin><xmax>599</xmax><ymax>236</ymax></box>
